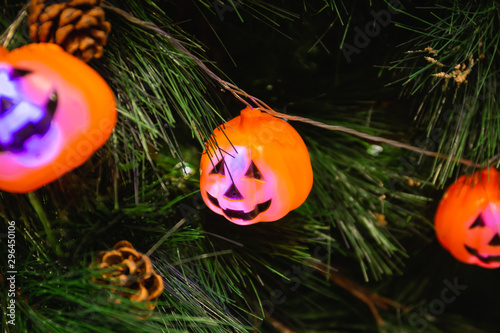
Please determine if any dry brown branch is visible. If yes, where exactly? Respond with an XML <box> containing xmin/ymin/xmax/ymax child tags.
<box><xmin>308</xmin><ymin>260</ymin><xmax>408</xmax><ymax>326</ymax></box>
<box><xmin>0</xmin><ymin>3</ymin><xmax>29</xmax><ymax>47</ymax></box>
<box><xmin>265</xmin><ymin>316</ymin><xmax>297</xmax><ymax>333</ymax></box>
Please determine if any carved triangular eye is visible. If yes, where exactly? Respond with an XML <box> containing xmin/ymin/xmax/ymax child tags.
<box><xmin>0</xmin><ymin>97</ymin><xmax>13</xmax><ymax>115</ymax></box>
<box><xmin>209</xmin><ymin>158</ymin><xmax>225</xmax><ymax>176</ymax></box>
<box><xmin>224</xmin><ymin>183</ymin><xmax>244</xmax><ymax>201</ymax></box>
<box><xmin>489</xmin><ymin>234</ymin><xmax>500</xmax><ymax>246</ymax></box>
<box><xmin>244</xmin><ymin>161</ymin><xmax>264</xmax><ymax>181</ymax></box>
<box><xmin>469</xmin><ymin>214</ymin><xmax>486</xmax><ymax>229</ymax></box>
<box><xmin>10</xmin><ymin>68</ymin><xmax>31</xmax><ymax>79</ymax></box>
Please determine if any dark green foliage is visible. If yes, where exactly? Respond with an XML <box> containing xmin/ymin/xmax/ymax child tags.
<box><xmin>1</xmin><ymin>1</ymin><xmax>499</xmax><ymax>333</ymax></box>
<box><xmin>392</xmin><ymin>1</ymin><xmax>500</xmax><ymax>186</ymax></box>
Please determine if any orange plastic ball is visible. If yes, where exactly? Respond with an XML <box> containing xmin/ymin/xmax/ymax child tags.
<box><xmin>200</xmin><ymin>106</ymin><xmax>313</xmax><ymax>225</ymax></box>
<box><xmin>435</xmin><ymin>168</ymin><xmax>500</xmax><ymax>268</ymax></box>
<box><xmin>0</xmin><ymin>43</ymin><xmax>116</xmax><ymax>193</ymax></box>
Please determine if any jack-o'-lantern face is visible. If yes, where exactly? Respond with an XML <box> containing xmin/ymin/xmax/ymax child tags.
<box><xmin>435</xmin><ymin>168</ymin><xmax>500</xmax><ymax>268</ymax></box>
<box><xmin>200</xmin><ymin>107</ymin><xmax>313</xmax><ymax>225</ymax></box>
<box><xmin>204</xmin><ymin>147</ymin><xmax>276</xmax><ymax>222</ymax></box>
<box><xmin>0</xmin><ymin>43</ymin><xmax>116</xmax><ymax>193</ymax></box>
<box><xmin>463</xmin><ymin>203</ymin><xmax>500</xmax><ymax>265</ymax></box>
<box><xmin>0</xmin><ymin>67</ymin><xmax>60</xmax><ymax>164</ymax></box>
<box><xmin>0</xmin><ymin>69</ymin><xmax>57</xmax><ymax>154</ymax></box>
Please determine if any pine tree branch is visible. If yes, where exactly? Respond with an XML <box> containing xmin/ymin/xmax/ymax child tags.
<box><xmin>102</xmin><ymin>2</ymin><xmax>480</xmax><ymax>168</ymax></box>
<box><xmin>1</xmin><ymin>2</ymin><xmax>478</xmax><ymax>168</ymax></box>
<box><xmin>27</xmin><ymin>192</ymin><xmax>63</xmax><ymax>258</ymax></box>
<box><xmin>391</xmin><ymin>2</ymin><xmax>500</xmax><ymax>184</ymax></box>
<box><xmin>263</xmin><ymin>107</ymin><xmax>481</xmax><ymax>167</ymax></box>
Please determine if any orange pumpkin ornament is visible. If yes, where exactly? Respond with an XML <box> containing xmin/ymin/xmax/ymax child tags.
<box><xmin>0</xmin><ymin>43</ymin><xmax>116</xmax><ymax>193</ymax></box>
<box><xmin>435</xmin><ymin>168</ymin><xmax>500</xmax><ymax>268</ymax></box>
<box><xmin>200</xmin><ymin>106</ymin><xmax>313</xmax><ymax>225</ymax></box>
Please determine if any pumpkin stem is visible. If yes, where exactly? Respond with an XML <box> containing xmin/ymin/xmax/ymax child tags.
<box><xmin>239</xmin><ymin>106</ymin><xmax>262</xmax><ymax>132</ymax></box>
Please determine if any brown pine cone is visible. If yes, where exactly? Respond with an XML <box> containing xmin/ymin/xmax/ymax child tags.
<box><xmin>28</xmin><ymin>0</ymin><xmax>111</xmax><ymax>62</ymax></box>
<box><xmin>91</xmin><ymin>240</ymin><xmax>164</xmax><ymax>319</ymax></box>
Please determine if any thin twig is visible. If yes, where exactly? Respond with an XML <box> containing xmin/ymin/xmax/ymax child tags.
<box><xmin>308</xmin><ymin>260</ymin><xmax>408</xmax><ymax>326</ymax></box>
<box><xmin>0</xmin><ymin>2</ymin><xmax>29</xmax><ymax>48</ymax></box>
<box><xmin>144</xmin><ymin>218</ymin><xmax>186</xmax><ymax>258</ymax></box>
<box><xmin>118</xmin><ymin>218</ymin><xmax>187</xmax><ymax>284</ymax></box>
<box><xmin>103</xmin><ymin>3</ymin><xmax>481</xmax><ymax>168</ymax></box>
<box><xmin>266</xmin><ymin>316</ymin><xmax>297</xmax><ymax>333</ymax></box>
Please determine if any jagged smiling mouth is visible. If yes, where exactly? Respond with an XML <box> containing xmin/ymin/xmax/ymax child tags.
<box><xmin>207</xmin><ymin>192</ymin><xmax>271</xmax><ymax>221</ymax></box>
<box><xmin>465</xmin><ymin>245</ymin><xmax>500</xmax><ymax>264</ymax></box>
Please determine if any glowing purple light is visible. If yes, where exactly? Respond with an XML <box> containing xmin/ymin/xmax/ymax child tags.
<box><xmin>0</xmin><ymin>102</ymin><xmax>45</xmax><ymax>145</ymax></box>
<box><xmin>481</xmin><ymin>202</ymin><xmax>500</xmax><ymax>229</ymax></box>
<box><xmin>0</xmin><ymin>69</ymin><xmax>54</xmax><ymax>153</ymax></box>
<box><xmin>0</xmin><ymin>71</ymin><xmax>18</xmax><ymax>99</ymax></box>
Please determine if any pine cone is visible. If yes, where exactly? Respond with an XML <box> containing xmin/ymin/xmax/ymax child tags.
<box><xmin>92</xmin><ymin>240</ymin><xmax>164</xmax><ymax>318</ymax></box>
<box><xmin>28</xmin><ymin>0</ymin><xmax>111</xmax><ymax>62</ymax></box>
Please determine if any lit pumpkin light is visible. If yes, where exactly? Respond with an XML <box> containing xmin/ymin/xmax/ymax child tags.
<box><xmin>200</xmin><ymin>106</ymin><xmax>313</xmax><ymax>225</ymax></box>
<box><xmin>0</xmin><ymin>43</ymin><xmax>116</xmax><ymax>193</ymax></box>
<box><xmin>435</xmin><ymin>168</ymin><xmax>500</xmax><ymax>268</ymax></box>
